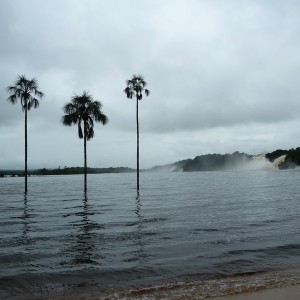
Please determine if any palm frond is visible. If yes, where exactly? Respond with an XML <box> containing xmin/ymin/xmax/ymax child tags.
<box><xmin>87</xmin><ymin>117</ymin><xmax>94</xmax><ymax>128</ymax></box>
<box><xmin>30</xmin><ymin>97</ymin><xmax>40</xmax><ymax>109</ymax></box>
<box><xmin>33</xmin><ymin>98</ymin><xmax>40</xmax><ymax>108</ymax></box>
<box><xmin>35</xmin><ymin>90</ymin><xmax>44</xmax><ymax>98</ymax></box>
<box><xmin>87</xmin><ymin>127</ymin><xmax>94</xmax><ymax>140</ymax></box>
<box><xmin>95</xmin><ymin>112</ymin><xmax>108</xmax><ymax>124</ymax></box>
<box><xmin>6</xmin><ymin>75</ymin><xmax>43</xmax><ymax>110</ymax></box>
<box><xmin>124</xmin><ymin>74</ymin><xmax>150</xmax><ymax>101</ymax></box>
<box><xmin>27</xmin><ymin>101</ymin><xmax>32</xmax><ymax>111</ymax></box>
<box><xmin>62</xmin><ymin>91</ymin><xmax>108</xmax><ymax>140</ymax></box>
<box><xmin>78</xmin><ymin>124</ymin><xmax>83</xmax><ymax>139</ymax></box>
<box><xmin>61</xmin><ymin>114</ymin><xmax>75</xmax><ymax>126</ymax></box>
<box><xmin>63</xmin><ymin>103</ymin><xmax>77</xmax><ymax>114</ymax></box>
<box><xmin>7</xmin><ymin>85</ymin><xmax>18</xmax><ymax>94</ymax></box>
<box><xmin>124</xmin><ymin>87</ymin><xmax>134</xmax><ymax>99</ymax></box>
<box><xmin>21</xmin><ymin>103</ymin><xmax>26</xmax><ymax>112</ymax></box>
<box><xmin>7</xmin><ymin>94</ymin><xmax>18</xmax><ymax>104</ymax></box>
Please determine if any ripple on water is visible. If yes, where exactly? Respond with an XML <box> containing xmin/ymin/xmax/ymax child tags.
<box><xmin>0</xmin><ymin>172</ymin><xmax>300</xmax><ymax>299</ymax></box>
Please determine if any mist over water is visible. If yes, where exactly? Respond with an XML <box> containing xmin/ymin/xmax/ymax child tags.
<box><xmin>216</xmin><ymin>155</ymin><xmax>287</xmax><ymax>171</ymax></box>
<box><xmin>242</xmin><ymin>155</ymin><xmax>276</xmax><ymax>171</ymax></box>
<box><xmin>0</xmin><ymin>171</ymin><xmax>300</xmax><ymax>299</ymax></box>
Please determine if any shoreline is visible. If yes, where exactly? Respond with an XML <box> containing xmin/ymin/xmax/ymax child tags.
<box><xmin>35</xmin><ymin>268</ymin><xmax>300</xmax><ymax>300</ymax></box>
<box><xmin>2</xmin><ymin>268</ymin><xmax>300</xmax><ymax>299</ymax></box>
<box><xmin>44</xmin><ymin>284</ymin><xmax>300</xmax><ymax>300</ymax></box>
<box><xmin>211</xmin><ymin>284</ymin><xmax>300</xmax><ymax>300</ymax></box>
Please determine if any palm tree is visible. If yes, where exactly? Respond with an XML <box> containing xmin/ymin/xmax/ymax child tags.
<box><xmin>62</xmin><ymin>91</ymin><xmax>108</xmax><ymax>192</ymax></box>
<box><xmin>124</xmin><ymin>75</ymin><xmax>150</xmax><ymax>191</ymax></box>
<box><xmin>7</xmin><ymin>75</ymin><xmax>44</xmax><ymax>193</ymax></box>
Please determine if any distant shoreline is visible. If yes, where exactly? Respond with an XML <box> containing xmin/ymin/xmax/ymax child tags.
<box><xmin>2</xmin><ymin>147</ymin><xmax>300</xmax><ymax>176</ymax></box>
<box><xmin>0</xmin><ymin>166</ymin><xmax>136</xmax><ymax>177</ymax></box>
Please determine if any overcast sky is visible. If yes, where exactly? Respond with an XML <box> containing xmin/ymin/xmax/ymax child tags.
<box><xmin>1</xmin><ymin>0</ymin><xmax>300</xmax><ymax>169</ymax></box>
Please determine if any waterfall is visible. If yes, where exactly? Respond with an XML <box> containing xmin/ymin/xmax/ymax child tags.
<box><xmin>251</xmin><ymin>155</ymin><xmax>276</xmax><ymax>170</ymax></box>
<box><xmin>251</xmin><ymin>154</ymin><xmax>287</xmax><ymax>170</ymax></box>
<box><xmin>272</xmin><ymin>154</ymin><xmax>287</xmax><ymax>169</ymax></box>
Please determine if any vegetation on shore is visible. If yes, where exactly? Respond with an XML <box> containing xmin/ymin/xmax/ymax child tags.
<box><xmin>151</xmin><ymin>148</ymin><xmax>300</xmax><ymax>172</ymax></box>
<box><xmin>0</xmin><ymin>166</ymin><xmax>135</xmax><ymax>177</ymax></box>
<box><xmin>2</xmin><ymin>147</ymin><xmax>300</xmax><ymax>177</ymax></box>
<box><xmin>182</xmin><ymin>152</ymin><xmax>251</xmax><ymax>171</ymax></box>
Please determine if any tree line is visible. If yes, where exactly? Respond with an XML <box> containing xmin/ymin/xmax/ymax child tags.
<box><xmin>182</xmin><ymin>152</ymin><xmax>251</xmax><ymax>171</ymax></box>
<box><xmin>5</xmin><ymin>74</ymin><xmax>150</xmax><ymax>193</ymax></box>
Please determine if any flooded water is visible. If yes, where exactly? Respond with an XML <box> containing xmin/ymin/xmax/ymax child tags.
<box><xmin>0</xmin><ymin>171</ymin><xmax>300</xmax><ymax>299</ymax></box>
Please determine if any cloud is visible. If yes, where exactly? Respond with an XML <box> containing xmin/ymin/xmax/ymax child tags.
<box><xmin>1</xmin><ymin>0</ymin><xmax>300</xmax><ymax>169</ymax></box>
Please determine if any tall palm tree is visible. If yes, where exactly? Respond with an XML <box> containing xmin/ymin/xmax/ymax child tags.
<box><xmin>124</xmin><ymin>75</ymin><xmax>150</xmax><ymax>191</ymax></box>
<box><xmin>7</xmin><ymin>75</ymin><xmax>44</xmax><ymax>193</ymax></box>
<box><xmin>62</xmin><ymin>91</ymin><xmax>108</xmax><ymax>192</ymax></box>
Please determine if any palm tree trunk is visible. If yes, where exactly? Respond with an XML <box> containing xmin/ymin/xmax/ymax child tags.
<box><xmin>84</xmin><ymin>126</ymin><xmax>87</xmax><ymax>192</ymax></box>
<box><xmin>136</xmin><ymin>98</ymin><xmax>139</xmax><ymax>191</ymax></box>
<box><xmin>25</xmin><ymin>106</ymin><xmax>28</xmax><ymax>194</ymax></box>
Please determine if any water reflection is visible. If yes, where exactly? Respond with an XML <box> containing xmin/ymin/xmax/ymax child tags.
<box><xmin>19</xmin><ymin>192</ymin><xmax>36</xmax><ymax>273</ymax></box>
<box><xmin>64</xmin><ymin>192</ymin><xmax>105</xmax><ymax>266</ymax></box>
<box><xmin>135</xmin><ymin>192</ymin><xmax>144</xmax><ymax>224</ymax></box>
<box><xmin>133</xmin><ymin>192</ymin><xmax>146</xmax><ymax>264</ymax></box>
<box><xmin>21</xmin><ymin>193</ymin><xmax>32</xmax><ymax>245</ymax></box>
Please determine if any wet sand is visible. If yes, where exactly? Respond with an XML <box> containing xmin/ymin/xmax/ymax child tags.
<box><xmin>51</xmin><ymin>284</ymin><xmax>300</xmax><ymax>300</ymax></box>
<box><xmin>12</xmin><ymin>269</ymin><xmax>300</xmax><ymax>299</ymax></box>
<box><xmin>211</xmin><ymin>285</ymin><xmax>300</xmax><ymax>300</ymax></box>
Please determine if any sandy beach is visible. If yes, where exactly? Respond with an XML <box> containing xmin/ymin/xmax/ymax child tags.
<box><xmin>43</xmin><ymin>284</ymin><xmax>300</xmax><ymax>300</ymax></box>
<box><xmin>211</xmin><ymin>285</ymin><xmax>300</xmax><ymax>300</ymax></box>
<box><xmin>47</xmin><ymin>283</ymin><xmax>300</xmax><ymax>300</ymax></box>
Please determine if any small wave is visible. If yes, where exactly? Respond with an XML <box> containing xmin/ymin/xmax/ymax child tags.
<box><xmin>248</xmin><ymin>217</ymin><xmax>291</xmax><ymax>227</ymax></box>
<box><xmin>126</xmin><ymin>222</ymin><xmax>138</xmax><ymax>227</ymax></box>
<box><xmin>223</xmin><ymin>243</ymin><xmax>300</xmax><ymax>259</ymax></box>
<box><xmin>193</xmin><ymin>228</ymin><xmax>222</xmax><ymax>233</ymax></box>
<box><xmin>264</xmin><ymin>244</ymin><xmax>300</xmax><ymax>257</ymax></box>
<box><xmin>144</xmin><ymin>217</ymin><xmax>168</xmax><ymax>223</ymax></box>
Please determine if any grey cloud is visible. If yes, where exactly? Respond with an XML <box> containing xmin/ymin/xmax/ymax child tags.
<box><xmin>1</xmin><ymin>0</ymin><xmax>300</xmax><ymax>169</ymax></box>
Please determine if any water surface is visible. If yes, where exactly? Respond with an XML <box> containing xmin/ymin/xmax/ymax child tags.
<box><xmin>1</xmin><ymin>171</ymin><xmax>300</xmax><ymax>299</ymax></box>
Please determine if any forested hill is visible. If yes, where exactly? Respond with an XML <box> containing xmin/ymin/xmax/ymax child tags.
<box><xmin>150</xmin><ymin>152</ymin><xmax>252</xmax><ymax>172</ymax></box>
<box><xmin>182</xmin><ymin>152</ymin><xmax>252</xmax><ymax>171</ymax></box>
<box><xmin>2</xmin><ymin>148</ymin><xmax>300</xmax><ymax>177</ymax></box>
<box><xmin>150</xmin><ymin>148</ymin><xmax>300</xmax><ymax>172</ymax></box>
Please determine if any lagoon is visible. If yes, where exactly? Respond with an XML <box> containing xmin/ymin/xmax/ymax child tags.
<box><xmin>1</xmin><ymin>171</ymin><xmax>300</xmax><ymax>299</ymax></box>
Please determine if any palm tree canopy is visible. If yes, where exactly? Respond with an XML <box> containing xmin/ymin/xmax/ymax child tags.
<box><xmin>124</xmin><ymin>74</ymin><xmax>150</xmax><ymax>100</ymax></box>
<box><xmin>61</xmin><ymin>91</ymin><xmax>108</xmax><ymax>140</ymax></box>
<box><xmin>7</xmin><ymin>75</ymin><xmax>44</xmax><ymax>111</ymax></box>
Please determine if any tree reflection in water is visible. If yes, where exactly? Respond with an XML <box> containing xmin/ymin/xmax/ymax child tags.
<box><xmin>70</xmin><ymin>192</ymin><xmax>105</xmax><ymax>265</ymax></box>
<box><xmin>133</xmin><ymin>192</ymin><xmax>146</xmax><ymax>264</ymax></box>
<box><xmin>21</xmin><ymin>193</ymin><xmax>31</xmax><ymax>244</ymax></box>
<box><xmin>19</xmin><ymin>192</ymin><xmax>36</xmax><ymax>272</ymax></box>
